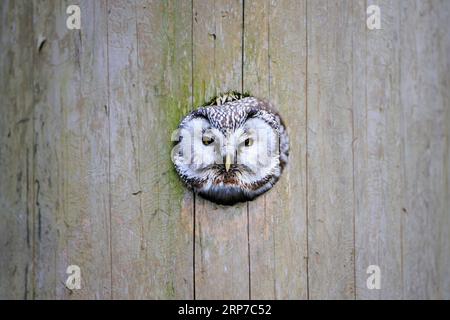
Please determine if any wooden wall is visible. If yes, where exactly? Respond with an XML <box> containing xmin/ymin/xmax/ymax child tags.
<box><xmin>0</xmin><ymin>0</ymin><xmax>449</xmax><ymax>299</ymax></box>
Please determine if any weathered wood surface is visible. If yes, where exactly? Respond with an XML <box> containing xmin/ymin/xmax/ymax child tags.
<box><xmin>245</xmin><ymin>0</ymin><xmax>308</xmax><ymax>299</ymax></box>
<box><xmin>108</xmin><ymin>0</ymin><xmax>194</xmax><ymax>299</ymax></box>
<box><xmin>400</xmin><ymin>0</ymin><xmax>450</xmax><ymax>299</ymax></box>
<box><xmin>353</xmin><ymin>0</ymin><xmax>403</xmax><ymax>299</ymax></box>
<box><xmin>193</xmin><ymin>0</ymin><xmax>249</xmax><ymax>300</ymax></box>
<box><xmin>0</xmin><ymin>0</ymin><xmax>449</xmax><ymax>299</ymax></box>
<box><xmin>307</xmin><ymin>0</ymin><xmax>356</xmax><ymax>299</ymax></box>
<box><xmin>0</xmin><ymin>0</ymin><xmax>34</xmax><ymax>299</ymax></box>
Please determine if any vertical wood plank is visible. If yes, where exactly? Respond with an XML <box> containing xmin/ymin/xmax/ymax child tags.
<box><xmin>55</xmin><ymin>0</ymin><xmax>112</xmax><ymax>299</ymax></box>
<box><xmin>245</xmin><ymin>0</ymin><xmax>308</xmax><ymax>299</ymax></box>
<box><xmin>107</xmin><ymin>0</ymin><xmax>143</xmax><ymax>299</ymax></box>
<box><xmin>109</xmin><ymin>0</ymin><xmax>193</xmax><ymax>299</ymax></box>
<box><xmin>193</xmin><ymin>0</ymin><xmax>249</xmax><ymax>299</ymax></box>
<box><xmin>0</xmin><ymin>0</ymin><xmax>34</xmax><ymax>299</ymax></box>
<box><xmin>307</xmin><ymin>0</ymin><xmax>355</xmax><ymax>299</ymax></box>
<box><xmin>243</xmin><ymin>0</ymin><xmax>271</xmax><ymax>299</ymax></box>
<box><xmin>440</xmin><ymin>0</ymin><xmax>450</xmax><ymax>299</ymax></box>
<box><xmin>135</xmin><ymin>0</ymin><xmax>194</xmax><ymax>299</ymax></box>
<box><xmin>32</xmin><ymin>0</ymin><xmax>65</xmax><ymax>299</ymax></box>
<box><xmin>353</xmin><ymin>0</ymin><xmax>403</xmax><ymax>299</ymax></box>
<box><xmin>265</xmin><ymin>0</ymin><xmax>308</xmax><ymax>299</ymax></box>
<box><xmin>400</xmin><ymin>0</ymin><xmax>450</xmax><ymax>299</ymax></box>
<box><xmin>32</xmin><ymin>0</ymin><xmax>112</xmax><ymax>299</ymax></box>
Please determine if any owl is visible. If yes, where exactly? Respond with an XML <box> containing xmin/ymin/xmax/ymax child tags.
<box><xmin>172</xmin><ymin>92</ymin><xmax>289</xmax><ymax>205</ymax></box>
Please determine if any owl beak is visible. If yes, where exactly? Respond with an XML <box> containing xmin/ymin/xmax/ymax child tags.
<box><xmin>225</xmin><ymin>153</ymin><xmax>232</xmax><ymax>172</ymax></box>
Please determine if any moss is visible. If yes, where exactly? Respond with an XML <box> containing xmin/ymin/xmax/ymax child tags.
<box><xmin>159</xmin><ymin>1</ymin><xmax>253</xmax><ymax>209</ymax></box>
<box><xmin>162</xmin><ymin>102</ymin><xmax>187</xmax><ymax>199</ymax></box>
<box><xmin>158</xmin><ymin>1</ymin><xmax>193</xmax><ymax>200</ymax></box>
<box><xmin>203</xmin><ymin>90</ymin><xmax>251</xmax><ymax>106</ymax></box>
<box><xmin>165</xmin><ymin>280</ymin><xmax>176</xmax><ymax>298</ymax></box>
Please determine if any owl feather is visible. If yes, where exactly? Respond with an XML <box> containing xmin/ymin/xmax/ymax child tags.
<box><xmin>172</xmin><ymin>91</ymin><xmax>289</xmax><ymax>205</ymax></box>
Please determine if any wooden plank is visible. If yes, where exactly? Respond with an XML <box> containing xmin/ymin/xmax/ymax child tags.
<box><xmin>0</xmin><ymin>0</ymin><xmax>34</xmax><ymax>299</ymax></box>
<box><xmin>32</xmin><ymin>0</ymin><xmax>66</xmax><ymax>299</ymax></box>
<box><xmin>245</xmin><ymin>0</ymin><xmax>308</xmax><ymax>299</ymax></box>
<box><xmin>440</xmin><ymin>0</ymin><xmax>450</xmax><ymax>300</ymax></box>
<box><xmin>353</xmin><ymin>0</ymin><xmax>403</xmax><ymax>299</ymax></box>
<box><xmin>109</xmin><ymin>0</ymin><xmax>193</xmax><ymax>299</ymax></box>
<box><xmin>193</xmin><ymin>0</ymin><xmax>249</xmax><ymax>299</ymax></box>
<box><xmin>107</xmin><ymin>0</ymin><xmax>144</xmax><ymax>299</ymax></box>
<box><xmin>135</xmin><ymin>0</ymin><xmax>194</xmax><ymax>299</ymax></box>
<box><xmin>307</xmin><ymin>0</ymin><xmax>355</xmax><ymax>299</ymax></box>
<box><xmin>400</xmin><ymin>0</ymin><xmax>450</xmax><ymax>299</ymax></box>
<box><xmin>264</xmin><ymin>0</ymin><xmax>308</xmax><ymax>300</ymax></box>
<box><xmin>32</xmin><ymin>0</ymin><xmax>112</xmax><ymax>299</ymax></box>
<box><xmin>55</xmin><ymin>0</ymin><xmax>112</xmax><ymax>299</ymax></box>
<box><xmin>243</xmin><ymin>0</ymin><xmax>271</xmax><ymax>300</ymax></box>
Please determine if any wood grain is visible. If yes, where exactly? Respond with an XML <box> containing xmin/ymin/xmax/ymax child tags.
<box><xmin>134</xmin><ymin>0</ymin><xmax>194</xmax><ymax>299</ymax></box>
<box><xmin>107</xmin><ymin>0</ymin><xmax>193</xmax><ymax>299</ymax></box>
<box><xmin>400</xmin><ymin>0</ymin><xmax>450</xmax><ymax>299</ymax></box>
<box><xmin>107</xmin><ymin>0</ymin><xmax>144</xmax><ymax>299</ymax></box>
<box><xmin>245</xmin><ymin>0</ymin><xmax>308</xmax><ymax>299</ymax></box>
<box><xmin>32</xmin><ymin>0</ymin><xmax>66</xmax><ymax>299</ymax></box>
<box><xmin>193</xmin><ymin>0</ymin><xmax>249</xmax><ymax>300</ymax></box>
<box><xmin>0</xmin><ymin>0</ymin><xmax>34</xmax><ymax>299</ymax></box>
<box><xmin>54</xmin><ymin>0</ymin><xmax>112</xmax><ymax>300</ymax></box>
<box><xmin>353</xmin><ymin>0</ymin><xmax>403</xmax><ymax>299</ymax></box>
<box><xmin>307</xmin><ymin>0</ymin><xmax>355</xmax><ymax>299</ymax></box>
<box><xmin>0</xmin><ymin>0</ymin><xmax>449</xmax><ymax>300</ymax></box>
<box><xmin>30</xmin><ymin>0</ymin><xmax>112</xmax><ymax>299</ymax></box>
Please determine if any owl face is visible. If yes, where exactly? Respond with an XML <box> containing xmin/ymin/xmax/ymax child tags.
<box><xmin>172</xmin><ymin>94</ymin><xmax>289</xmax><ymax>205</ymax></box>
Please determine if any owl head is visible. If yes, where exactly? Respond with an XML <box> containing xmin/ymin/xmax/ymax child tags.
<box><xmin>172</xmin><ymin>92</ymin><xmax>289</xmax><ymax>205</ymax></box>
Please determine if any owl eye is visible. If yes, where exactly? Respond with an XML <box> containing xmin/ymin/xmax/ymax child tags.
<box><xmin>244</xmin><ymin>138</ymin><xmax>253</xmax><ymax>147</ymax></box>
<box><xmin>202</xmin><ymin>136</ymin><xmax>214</xmax><ymax>146</ymax></box>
